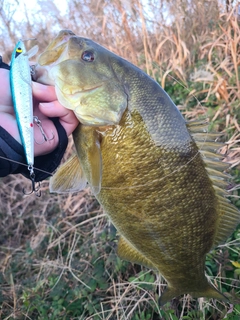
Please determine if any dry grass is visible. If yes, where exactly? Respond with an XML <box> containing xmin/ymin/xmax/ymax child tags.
<box><xmin>0</xmin><ymin>0</ymin><xmax>240</xmax><ymax>319</ymax></box>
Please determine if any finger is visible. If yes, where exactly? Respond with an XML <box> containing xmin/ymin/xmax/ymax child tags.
<box><xmin>39</xmin><ymin>101</ymin><xmax>79</xmax><ymax>136</ymax></box>
<box><xmin>0</xmin><ymin>69</ymin><xmax>12</xmax><ymax>106</ymax></box>
<box><xmin>38</xmin><ymin>100</ymin><xmax>67</xmax><ymax>117</ymax></box>
<box><xmin>33</xmin><ymin>118</ymin><xmax>59</xmax><ymax>156</ymax></box>
<box><xmin>32</xmin><ymin>82</ymin><xmax>57</xmax><ymax>101</ymax></box>
<box><xmin>0</xmin><ymin>112</ymin><xmax>21</xmax><ymax>143</ymax></box>
<box><xmin>0</xmin><ymin>104</ymin><xmax>14</xmax><ymax>114</ymax></box>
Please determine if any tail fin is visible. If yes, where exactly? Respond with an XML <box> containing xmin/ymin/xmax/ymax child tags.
<box><xmin>159</xmin><ymin>282</ymin><xmax>229</xmax><ymax>306</ymax></box>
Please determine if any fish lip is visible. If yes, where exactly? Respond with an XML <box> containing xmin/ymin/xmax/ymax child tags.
<box><xmin>55</xmin><ymin>82</ymin><xmax>120</xmax><ymax>125</ymax></box>
<box><xmin>55</xmin><ymin>75</ymin><xmax>104</xmax><ymax>95</ymax></box>
<box><xmin>71</xmin><ymin>84</ymin><xmax>103</xmax><ymax>94</ymax></box>
<box><xmin>80</xmin><ymin>108</ymin><xmax>123</xmax><ymax>125</ymax></box>
<box><xmin>79</xmin><ymin>116</ymin><xmax>117</xmax><ymax>126</ymax></box>
<box><xmin>32</xmin><ymin>64</ymin><xmax>55</xmax><ymax>85</ymax></box>
<box><xmin>83</xmin><ymin>84</ymin><xmax>102</xmax><ymax>92</ymax></box>
<box><xmin>59</xmin><ymin>84</ymin><xmax>103</xmax><ymax>96</ymax></box>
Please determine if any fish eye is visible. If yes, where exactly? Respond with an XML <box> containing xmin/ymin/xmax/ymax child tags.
<box><xmin>81</xmin><ymin>51</ymin><xmax>95</xmax><ymax>62</ymax></box>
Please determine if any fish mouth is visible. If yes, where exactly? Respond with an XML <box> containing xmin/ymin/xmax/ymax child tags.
<box><xmin>77</xmin><ymin>115</ymin><xmax>117</xmax><ymax>126</ymax></box>
<box><xmin>61</xmin><ymin>83</ymin><xmax>103</xmax><ymax>95</ymax></box>
<box><xmin>77</xmin><ymin>112</ymin><xmax>121</xmax><ymax>126</ymax></box>
<box><xmin>32</xmin><ymin>64</ymin><xmax>55</xmax><ymax>85</ymax></box>
<box><xmin>54</xmin><ymin>71</ymin><xmax>107</xmax><ymax>95</ymax></box>
<box><xmin>81</xmin><ymin>84</ymin><xmax>103</xmax><ymax>93</ymax></box>
<box><xmin>55</xmin><ymin>82</ymin><xmax>122</xmax><ymax>125</ymax></box>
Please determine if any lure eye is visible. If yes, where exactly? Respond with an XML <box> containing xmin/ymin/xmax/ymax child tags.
<box><xmin>81</xmin><ymin>51</ymin><xmax>95</xmax><ymax>62</ymax></box>
<box><xmin>15</xmin><ymin>47</ymin><xmax>23</xmax><ymax>58</ymax></box>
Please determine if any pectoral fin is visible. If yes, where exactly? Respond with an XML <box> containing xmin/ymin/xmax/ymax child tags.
<box><xmin>50</xmin><ymin>154</ymin><xmax>87</xmax><ymax>193</ymax></box>
<box><xmin>73</xmin><ymin>125</ymin><xmax>102</xmax><ymax>195</ymax></box>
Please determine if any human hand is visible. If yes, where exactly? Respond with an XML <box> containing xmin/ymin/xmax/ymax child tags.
<box><xmin>0</xmin><ymin>68</ymin><xmax>78</xmax><ymax>157</ymax></box>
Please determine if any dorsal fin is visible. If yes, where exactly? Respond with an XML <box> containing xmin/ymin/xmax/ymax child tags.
<box><xmin>187</xmin><ymin>119</ymin><xmax>224</xmax><ymax>152</ymax></box>
<box><xmin>186</xmin><ymin>119</ymin><xmax>209</xmax><ymax>133</ymax></box>
<box><xmin>187</xmin><ymin>119</ymin><xmax>240</xmax><ymax>248</ymax></box>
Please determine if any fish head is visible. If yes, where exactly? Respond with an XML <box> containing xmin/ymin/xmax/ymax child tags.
<box><xmin>34</xmin><ymin>30</ymin><xmax>128</xmax><ymax>126</ymax></box>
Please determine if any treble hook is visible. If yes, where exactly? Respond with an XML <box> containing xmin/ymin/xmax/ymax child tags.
<box><xmin>33</xmin><ymin>116</ymin><xmax>54</xmax><ymax>145</ymax></box>
<box><xmin>23</xmin><ymin>164</ymin><xmax>41</xmax><ymax>197</ymax></box>
<box><xmin>30</xmin><ymin>64</ymin><xmax>36</xmax><ymax>77</ymax></box>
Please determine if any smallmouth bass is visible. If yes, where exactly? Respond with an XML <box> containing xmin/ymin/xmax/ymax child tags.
<box><xmin>34</xmin><ymin>30</ymin><xmax>240</xmax><ymax>305</ymax></box>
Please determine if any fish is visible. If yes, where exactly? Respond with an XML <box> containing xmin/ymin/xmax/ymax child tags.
<box><xmin>34</xmin><ymin>30</ymin><xmax>240</xmax><ymax>305</ymax></box>
<box><xmin>10</xmin><ymin>40</ymin><xmax>38</xmax><ymax>180</ymax></box>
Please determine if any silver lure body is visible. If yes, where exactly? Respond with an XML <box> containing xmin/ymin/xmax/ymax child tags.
<box><xmin>10</xmin><ymin>41</ymin><xmax>34</xmax><ymax>168</ymax></box>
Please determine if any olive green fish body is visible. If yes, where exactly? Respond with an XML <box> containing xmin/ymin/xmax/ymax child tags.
<box><xmin>74</xmin><ymin>103</ymin><xmax>218</xmax><ymax>299</ymax></box>
<box><xmin>34</xmin><ymin>30</ymin><xmax>239</xmax><ymax>304</ymax></box>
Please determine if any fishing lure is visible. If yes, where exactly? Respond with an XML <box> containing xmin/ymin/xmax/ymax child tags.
<box><xmin>10</xmin><ymin>40</ymin><xmax>40</xmax><ymax>195</ymax></box>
